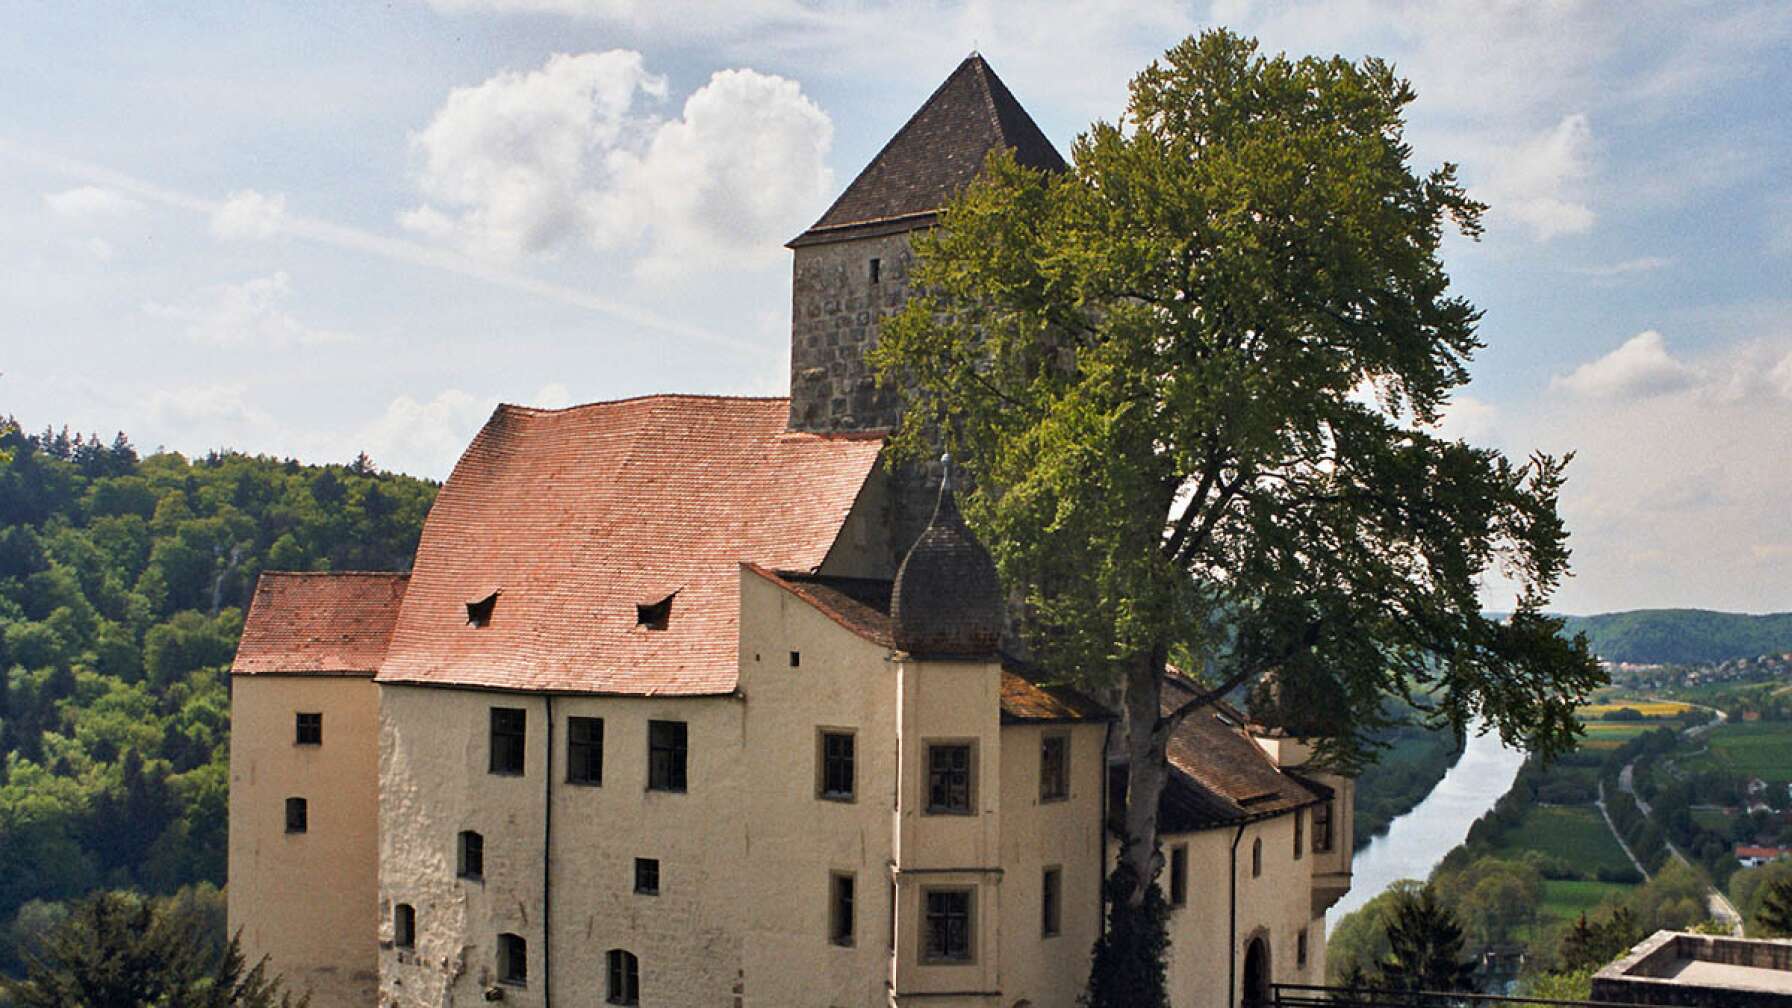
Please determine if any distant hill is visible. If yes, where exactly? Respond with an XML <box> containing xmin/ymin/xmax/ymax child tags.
<box><xmin>1562</xmin><ymin>609</ymin><xmax>1792</xmax><ymax>665</ymax></box>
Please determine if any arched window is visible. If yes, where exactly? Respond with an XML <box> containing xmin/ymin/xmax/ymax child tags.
<box><xmin>1251</xmin><ymin>837</ymin><xmax>1262</xmax><ymax>877</ymax></box>
<box><xmin>394</xmin><ymin>903</ymin><xmax>415</xmax><ymax>948</ymax></box>
<box><xmin>606</xmin><ymin>949</ymin><xmax>640</xmax><ymax>1005</ymax></box>
<box><xmin>458</xmin><ymin>830</ymin><xmax>483</xmax><ymax>879</ymax></box>
<box><xmin>498</xmin><ymin>933</ymin><xmax>526</xmax><ymax>986</ymax></box>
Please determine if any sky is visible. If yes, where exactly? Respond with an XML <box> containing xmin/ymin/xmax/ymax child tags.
<box><xmin>2</xmin><ymin>1</ymin><xmax>1789</xmax><ymax>615</ymax></box>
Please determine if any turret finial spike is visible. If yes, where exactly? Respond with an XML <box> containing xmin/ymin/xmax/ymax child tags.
<box><xmin>940</xmin><ymin>452</ymin><xmax>953</xmax><ymax>492</ymax></box>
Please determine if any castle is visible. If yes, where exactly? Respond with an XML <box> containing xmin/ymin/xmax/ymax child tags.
<box><xmin>226</xmin><ymin>56</ymin><xmax>1354</xmax><ymax>1008</ymax></box>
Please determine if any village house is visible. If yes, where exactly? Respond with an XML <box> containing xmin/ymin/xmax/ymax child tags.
<box><xmin>226</xmin><ymin>56</ymin><xmax>1354</xmax><ymax>1008</ymax></box>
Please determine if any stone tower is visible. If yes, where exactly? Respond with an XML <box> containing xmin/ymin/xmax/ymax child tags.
<box><xmin>785</xmin><ymin>54</ymin><xmax>1065</xmax><ymax>434</ymax></box>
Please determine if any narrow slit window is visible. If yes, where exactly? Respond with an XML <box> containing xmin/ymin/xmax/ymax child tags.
<box><xmin>606</xmin><ymin>949</ymin><xmax>639</xmax><ymax>1005</ymax></box>
<box><xmin>457</xmin><ymin>830</ymin><xmax>483</xmax><ymax>879</ymax></box>
<box><xmin>466</xmin><ymin>591</ymin><xmax>498</xmax><ymax>627</ymax></box>
<box><xmin>635</xmin><ymin>593</ymin><xmax>673</xmax><ymax>630</ymax></box>
<box><xmin>1252</xmin><ymin>837</ymin><xmax>1263</xmax><ymax>878</ymax></box>
<box><xmin>868</xmin><ymin>257</ymin><xmax>881</xmax><ymax>284</ymax></box>
<box><xmin>394</xmin><ymin>903</ymin><xmax>415</xmax><ymax>948</ymax></box>
<box><xmin>295</xmin><ymin>712</ymin><xmax>322</xmax><ymax>746</ymax></box>
<box><xmin>285</xmin><ymin>797</ymin><xmax>308</xmax><ymax>834</ymax></box>
<box><xmin>830</xmin><ymin>872</ymin><xmax>855</xmax><ymax>947</ymax></box>
<box><xmin>1041</xmin><ymin>867</ymin><xmax>1061</xmax><ymax>937</ymax></box>
<box><xmin>789</xmin><ymin>650</ymin><xmax>800</xmax><ymax>668</ymax></box>
<box><xmin>1297</xmin><ymin>927</ymin><xmax>1309</xmax><ymax>968</ymax></box>
<box><xmin>498</xmin><ymin>932</ymin><xmax>527</xmax><ymax>986</ymax></box>
<box><xmin>1314</xmin><ymin>799</ymin><xmax>1335</xmax><ymax>853</ymax></box>
<box><xmin>1169</xmin><ymin>844</ymin><xmax>1188</xmax><ymax>907</ymax></box>
<box><xmin>1294</xmin><ymin>808</ymin><xmax>1304</xmax><ymax>860</ymax></box>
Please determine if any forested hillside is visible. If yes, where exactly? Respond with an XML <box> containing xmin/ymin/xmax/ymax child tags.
<box><xmin>0</xmin><ymin>418</ymin><xmax>435</xmax><ymax>971</ymax></box>
<box><xmin>1563</xmin><ymin>609</ymin><xmax>1792</xmax><ymax>665</ymax></box>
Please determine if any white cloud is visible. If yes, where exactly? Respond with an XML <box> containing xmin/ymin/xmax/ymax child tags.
<box><xmin>44</xmin><ymin>185</ymin><xmax>141</xmax><ymax>221</ymax></box>
<box><xmin>402</xmin><ymin>51</ymin><xmax>831</xmax><ymax>271</ymax></box>
<box><xmin>1434</xmin><ymin>395</ymin><xmax>1498</xmax><ymax>442</ymax></box>
<box><xmin>338</xmin><ymin>382</ymin><xmax>574</xmax><ymax>477</ymax></box>
<box><xmin>143</xmin><ymin>272</ymin><xmax>348</xmax><ymax>348</ymax></box>
<box><xmin>1571</xmin><ymin>256</ymin><xmax>1671</xmax><ymax>278</ymax></box>
<box><xmin>1479</xmin><ymin>113</ymin><xmax>1595</xmax><ymax>241</ymax></box>
<box><xmin>145</xmin><ymin>384</ymin><xmax>273</xmax><ymax>433</ymax></box>
<box><xmin>210</xmin><ymin>188</ymin><xmax>287</xmax><ymax>240</ymax></box>
<box><xmin>1552</xmin><ymin>330</ymin><xmax>1694</xmax><ymax>399</ymax></box>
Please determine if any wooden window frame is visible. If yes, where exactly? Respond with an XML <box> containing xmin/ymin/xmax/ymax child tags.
<box><xmin>1039</xmin><ymin>732</ymin><xmax>1070</xmax><ymax>802</ymax></box>
<box><xmin>294</xmin><ymin>712</ymin><xmax>322</xmax><ymax>746</ymax></box>
<box><xmin>925</xmin><ymin>740</ymin><xmax>976</xmax><ymax>816</ymax></box>
<box><xmin>489</xmin><ymin>707</ymin><xmax>526</xmax><ymax>776</ymax></box>
<box><xmin>458</xmin><ymin>830</ymin><xmax>484</xmax><ymax>880</ymax></box>
<box><xmin>920</xmin><ymin>887</ymin><xmax>975</xmax><ymax>964</ymax></box>
<box><xmin>634</xmin><ymin>857</ymin><xmax>659</xmax><ymax>895</ymax></box>
<box><xmin>817</xmin><ymin>728</ymin><xmax>856</xmax><ymax>802</ymax></box>
<box><xmin>647</xmin><ymin>720</ymin><xmax>688</xmax><ymax>793</ymax></box>
<box><xmin>606</xmin><ymin>948</ymin><xmax>639</xmax><ymax>1005</ymax></box>
<box><xmin>1313</xmin><ymin>799</ymin><xmax>1335</xmax><ymax>853</ymax></box>
<box><xmin>566</xmin><ymin>716</ymin><xmax>603</xmax><ymax>786</ymax></box>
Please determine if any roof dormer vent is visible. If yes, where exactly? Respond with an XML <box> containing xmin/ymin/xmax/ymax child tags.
<box><xmin>466</xmin><ymin>591</ymin><xmax>498</xmax><ymax>627</ymax></box>
<box><xmin>636</xmin><ymin>592</ymin><xmax>676</xmax><ymax>631</ymax></box>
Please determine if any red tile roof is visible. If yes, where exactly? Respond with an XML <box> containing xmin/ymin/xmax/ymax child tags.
<box><xmin>233</xmin><ymin>572</ymin><xmax>409</xmax><ymax>676</ymax></box>
<box><xmin>376</xmin><ymin>395</ymin><xmax>885</xmax><ymax>695</ymax></box>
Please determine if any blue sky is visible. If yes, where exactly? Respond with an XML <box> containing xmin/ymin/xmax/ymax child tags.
<box><xmin>2</xmin><ymin>1</ymin><xmax>1789</xmax><ymax>614</ymax></box>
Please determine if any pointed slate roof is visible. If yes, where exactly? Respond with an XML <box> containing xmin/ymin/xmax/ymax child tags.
<box><xmin>789</xmin><ymin>54</ymin><xmax>1065</xmax><ymax>247</ymax></box>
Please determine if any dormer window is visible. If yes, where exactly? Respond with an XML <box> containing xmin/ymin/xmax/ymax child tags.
<box><xmin>466</xmin><ymin>591</ymin><xmax>498</xmax><ymax>627</ymax></box>
<box><xmin>636</xmin><ymin>593</ymin><xmax>674</xmax><ymax>631</ymax></box>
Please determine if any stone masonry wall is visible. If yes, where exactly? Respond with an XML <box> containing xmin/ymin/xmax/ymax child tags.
<box><xmin>788</xmin><ymin>231</ymin><xmax>917</xmax><ymax>435</ymax></box>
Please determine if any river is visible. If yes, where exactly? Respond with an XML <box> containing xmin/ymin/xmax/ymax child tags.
<box><xmin>1328</xmin><ymin>726</ymin><xmax>1527</xmax><ymax>924</ymax></box>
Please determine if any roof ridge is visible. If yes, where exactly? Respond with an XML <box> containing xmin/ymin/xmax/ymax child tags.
<box><xmin>258</xmin><ymin>570</ymin><xmax>410</xmax><ymax>578</ymax></box>
<box><xmin>498</xmin><ymin>393</ymin><xmax>792</xmax><ymax>417</ymax></box>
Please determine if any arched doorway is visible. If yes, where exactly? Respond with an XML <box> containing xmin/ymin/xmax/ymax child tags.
<box><xmin>1242</xmin><ymin>934</ymin><xmax>1271</xmax><ymax>1007</ymax></box>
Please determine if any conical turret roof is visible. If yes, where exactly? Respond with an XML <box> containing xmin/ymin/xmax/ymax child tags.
<box><xmin>891</xmin><ymin>459</ymin><xmax>1005</xmax><ymax>658</ymax></box>
<box><xmin>789</xmin><ymin>54</ymin><xmax>1065</xmax><ymax>247</ymax></box>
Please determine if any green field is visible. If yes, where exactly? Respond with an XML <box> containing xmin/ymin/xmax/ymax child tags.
<box><xmin>1692</xmin><ymin>808</ymin><xmax>1732</xmax><ymax>833</ymax></box>
<box><xmin>1539</xmin><ymin>879</ymin><xmax>1632</xmax><ymax>920</ymax></box>
<box><xmin>1701</xmin><ymin>722</ymin><xmax>1792</xmax><ymax>777</ymax></box>
<box><xmin>1489</xmin><ymin>805</ymin><xmax>1637</xmax><ymax>877</ymax></box>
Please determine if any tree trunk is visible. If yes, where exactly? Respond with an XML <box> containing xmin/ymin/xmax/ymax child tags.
<box><xmin>1118</xmin><ymin>651</ymin><xmax>1172</xmax><ymax>906</ymax></box>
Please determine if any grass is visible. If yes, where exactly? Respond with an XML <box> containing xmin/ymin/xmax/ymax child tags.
<box><xmin>1488</xmin><ymin>806</ymin><xmax>1637</xmax><ymax>877</ymax></box>
<box><xmin>1692</xmin><ymin>808</ymin><xmax>1732</xmax><ymax>833</ymax></box>
<box><xmin>1539</xmin><ymin>879</ymin><xmax>1632</xmax><ymax>921</ymax></box>
<box><xmin>1702</xmin><ymin>722</ymin><xmax>1792</xmax><ymax>778</ymax></box>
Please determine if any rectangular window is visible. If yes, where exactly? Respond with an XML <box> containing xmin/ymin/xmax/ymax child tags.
<box><xmin>394</xmin><ymin>903</ymin><xmax>415</xmax><ymax>948</ymax></box>
<box><xmin>1169</xmin><ymin>844</ymin><xmax>1188</xmax><ymax>907</ymax></box>
<box><xmin>634</xmin><ymin>857</ymin><xmax>659</xmax><ymax>895</ymax></box>
<box><xmin>489</xmin><ymin>707</ymin><xmax>526</xmax><ymax>775</ymax></box>
<box><xmin>830</xmin><ymin>873</ymin><xmax>855</xmax><ymax>947</ymax></box>
<box><xmin>295</xmin><ymin>712</ymin><xmax>322</xmax><ymax>746</ymax></box>
<box><xmin>922</xmin><ymin>889</ymin><xmax>973</xmax><ymax>963</ymax></box>
<box><xmin>567</xmin><ymin>717</ymin><xmax>603</xmax><ymax>786</ymax></box>
<box><xmin>868</xmin><ymin>257</ymin><xmax>881</xmax><ymax>284</ymax></box>
<box><xmin>818</xmin><ymin>730</ymin><xmax>855</xmax><ymax>801</ymax></box>
<box><xmin>926</xmin><ymin>743</ymin><xmax>973</xmax><ymax>814</ymax></box>
<box><xmin>1314</xmin><ymin>799</ymin><xmax>1335</xmax><ymax>853</ymax></box>
<box><xmin>1297</xmin><ymin>927</ymin><xmax>1309</xmax><ymax>968</ymax></box>
<box><xmin>647</xmin><ymin>720</ymin><xmax>688</xmax><ymax>792</ymax></box>
<box><xmin>285</xmin><ymin>797</ymin><xmax>307</xmax><ymax>834</ymax></box>
<box><xmin>1041</xmin><ymin>867</ymin><xmax>1062</xmax><ymax>937</ymax></box>
<box><xmin>607</xmin><ymin>950</ymin><xmax>639</xmax><ymax>1005</ymax></box>
<box><xmin>1294</xmin><ymin>808</ymin><xmax>1305</xmax><ymax>860</ymax></box>
<box><xmin>1039</xmin><ymin>734</ymin><xmax>1069</xmax><ymax>802</ymax></box>
<box><xmin>458</xmin><ymin>831</ymin><xmax>483</xmax><ymax>880</ymax></box>
<box><xmin>498</xmin><ymin>932</ymin><xmax>527</xmax><ymax>985</ymax></box>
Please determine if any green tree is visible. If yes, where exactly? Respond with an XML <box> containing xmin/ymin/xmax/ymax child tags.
<box><xmin>1757</xmin><ymin>876</ymin><xmax>1792</xmax><ymax>937</ymax></box>
<box><xmin>870</xmin><ymin>29</ymin><xmax>1601</xmax><ymax>998</ymax></box>
<box><xmin>1375</xmin><ymin>886</ymin><xmax>1478</xmax><ymax>993</ymax></box>
<box><xmin>0</xmin><ymin>890</ymin><xmax>306</xmax><ymax>1007</ymax></box>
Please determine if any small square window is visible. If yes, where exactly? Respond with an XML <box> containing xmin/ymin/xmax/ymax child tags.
<box><xmin>922</xmin><ymin>888</ymin><xmax>973</xmax><ymax>963</ymax></box>
<box><xmin>567</xmin><ymin>717</ymin><xmax>603</xmax><ymax>786</ymax></box>
<box><xmin>830</xmin><ymin>872</ymin><xmax>855</xmax><ymax>947</ymax></box>
<box><xmin>1039</xmin><ymin>734</ymin><xmax>1069</xmax><ymax>802</ymax></box>
<box><xmin>647</xmin><ymin>720</ymin><xmax>687</xmax><ymax>792</ymax></box>
<box><xmin>1169</xmin><ymin>844</ymin><xmax>1188</xmax><ymax>907</ymax></box>
<box><xmin>295</xmin><ymin>712</ymin><xmax>322</xmax><ymax>746</ymax></box>
<box><xmin>498</xmin><ymin>932</ymin><xmax>527</xmax><ymax>986</ymax></box>
<box><xmin>394</xmin><ymin>903</ymin><xmax>415</xmax><ymax>949</ymax></box>
<box><xmin>926</xmin><ymin>743</ymin><xmax>973</xmax><ymax>814</ymax></box>
<box><xmin>1041</xmin><ymin>867</ymin><xmax>1062</xmax><ymax>937</ymax></box>
<box><xmin>490</xmin><ymin>707</ymin><xmax>526</xmax><ymax>776</ymax></box>
<box><xmin>458</xmin><ymin>830</ymin><xmax>483</xmax><ymax>880</ymax></box>
<box><xmin>818</xmin><ymin>730</ymin><xmax>855</xmax><ymax>801</ymax></box>
<box><xmin>285</xmin><ymin>797</ymin><xmax>308</xmax><ymax>834</ymax></box>
<box><xmin>634</xmin><ymin>857</ymin><xmax>660</xmax><ymax>895</ymax></box>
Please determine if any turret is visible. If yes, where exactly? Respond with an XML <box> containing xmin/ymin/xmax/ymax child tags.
<box><xmin>891</xmin><ymin>457</ymin><xmax>1004</xmax><ymax>657</ymax></box>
